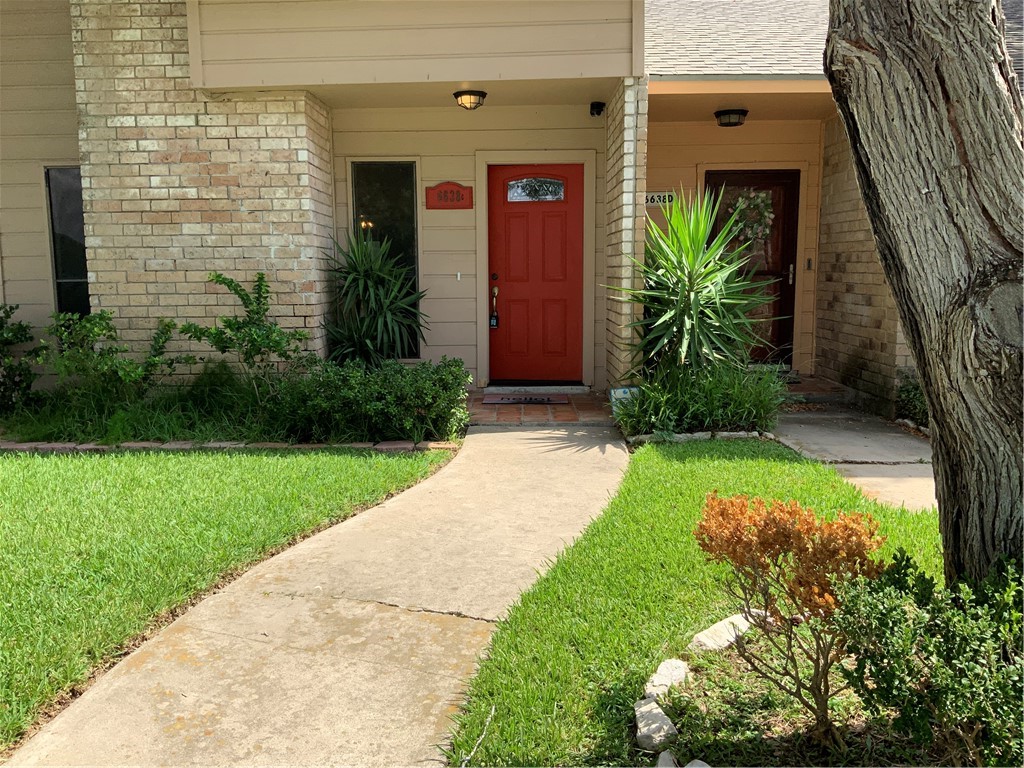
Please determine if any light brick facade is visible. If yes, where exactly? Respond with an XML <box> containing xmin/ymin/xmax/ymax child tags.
<box><xmin>815</xmin><ymin>116</ymin><xmax>913</xmax><ymax>414</ymax></box>
<box><xmin>604</xmin><ymin>76</ymin><xmax>649</xmax><ymax>383</ymax></box>
<box><xmin>70</xmin><ymin>0</ymin><xmax>333</xmax><ymax>352</ymax></box>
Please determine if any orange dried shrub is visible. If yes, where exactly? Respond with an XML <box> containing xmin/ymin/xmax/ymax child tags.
<box><xmin>693</xmin><ymin>493</ymin><xmax>886</xmax><ymax>749</ymax></box>
<box><xmin>694</xmin><ymin>492</ymin><xmax>884</xmax><ymax>620</ymax></box>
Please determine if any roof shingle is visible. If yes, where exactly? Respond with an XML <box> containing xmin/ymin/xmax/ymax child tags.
<box><xmin>646</xmin><ymin>0</ymin><xmax>1023</xmax><ymax>85</ymax></box>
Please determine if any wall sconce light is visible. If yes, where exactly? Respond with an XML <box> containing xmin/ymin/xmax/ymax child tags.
<box><xmin>454</xmin><ymin>90</ymin><xmax>487</xmax><ymax>110</ymax></box>
<box><xmin>714</xmin><ymin>109</ymin><xmax>748</xmax><ymax>127</ymax></box>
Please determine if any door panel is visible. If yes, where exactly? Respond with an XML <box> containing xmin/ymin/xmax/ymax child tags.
<box><xmin>705</xmin><ymin>170</ymin><xmax>800</xmax><ymax>365</ymax></box>
<box><xmin>488</xmin><ymin>163</ymin><xmax>584</xmax><ymax>382</ymax></box>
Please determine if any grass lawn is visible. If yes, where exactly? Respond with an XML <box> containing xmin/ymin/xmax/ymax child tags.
<box><xmin>0</xmin><ymin>448</ymin><xmax>450</xmax><ymax>749</ymax></box>
<box><xmin>446</xmin><ymin>440</ymin><xmax>941</xmax><ymax>767</ymax></box>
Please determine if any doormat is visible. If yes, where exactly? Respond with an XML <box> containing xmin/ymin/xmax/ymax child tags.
<box><xmin>481</xmin><ymin>394</ymin><xmax>570</xmax><ymax>405</ymax></box>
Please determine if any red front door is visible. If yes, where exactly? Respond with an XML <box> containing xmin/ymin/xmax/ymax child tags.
<box><xmin>487</xmin><ymin>164</ymin><xmax>584</xmax><ymax>383</ymax></box>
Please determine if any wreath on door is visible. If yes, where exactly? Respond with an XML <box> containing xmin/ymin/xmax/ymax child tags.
<box><xmin>727</xmin><ymin>189</ymin><xmax>775</xmax><ymax>244</ymax></box>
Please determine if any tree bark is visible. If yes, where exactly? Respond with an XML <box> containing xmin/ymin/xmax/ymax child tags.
<box><xmin>825</xmin><ymin>0</ymin><xmax>1023</xmax><ymax>584</ymax></box>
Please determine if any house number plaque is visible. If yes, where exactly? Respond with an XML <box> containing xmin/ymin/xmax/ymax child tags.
<box><xmin>426</xmin><ymin>182</ymin><xmax>473</xmax><ymax>210</ymax></box>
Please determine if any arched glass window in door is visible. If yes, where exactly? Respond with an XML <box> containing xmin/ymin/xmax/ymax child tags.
<box><xmin>507</xmin><ymin>177</ymin><xmax>565</xmax><ymax>202</ymax></box>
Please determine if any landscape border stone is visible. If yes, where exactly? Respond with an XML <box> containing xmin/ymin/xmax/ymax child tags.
<box><xmin>0</xmin><ymin>439</ymin><xmax>459</xmax><ymax>455</ymax></box>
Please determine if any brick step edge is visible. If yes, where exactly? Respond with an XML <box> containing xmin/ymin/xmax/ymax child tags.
<box><xmin>0</xmin><ymin>440</ymin><xmax>460</xmax><ymax>454</ymax></box>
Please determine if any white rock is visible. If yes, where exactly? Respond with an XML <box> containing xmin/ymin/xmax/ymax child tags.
<box><xmin>672</xmin><ymin>431</ymin><xmax>712</xmax><ymax>442</ymax></box>
<box><xmin>920</xmin><ymin>426</ymin><xmax>930</xmax><ymax>437</ymax></box>
<box><xmin>644</xmin><ymin>659</ymin><xmax>690</xmax><ymax>700</ymax></box>
<box><xmin>687</xmin><ymin>614</ymin><xmax>752</xmax><ymax>652</ymax></box>
<box><xmin>627</xmin><ymin>434</ymin><xmax>655</xmax><ymax>445</ymax></box>
<box><xmin>656</xmin><ymin>750</ymin><xmax>678</xmax><ymax>767</ymax></box>
<box><xmin>759</xmin><ymin>432</ymin><xmax>776</xmax><ymax>441</ymax></box>
<box><xmin>895</xmin><ymin>418</ymin><xmax>914</xmax><ymax>429</ymax></box>
<box><xmin>714</xmin><ymin>431</ymin><xmax>757</xmax><ymax>440</ymax></box>
<box><xmin>634</xmin><ymin>696</ymin><xmax>678</xmax><ymax>752</ymax></box>
<box><xmin>684</xmin><ymin>761</ymin><xmax>711</xmax><ymax>768</ymax></box>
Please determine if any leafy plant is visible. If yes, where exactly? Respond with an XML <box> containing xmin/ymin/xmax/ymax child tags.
<box><xmin>834</xmin><ymin>552</ymin><xmax>1023</xmax><ymax>766</ymax></box>
<box><xmin>618</xmin><ymin>188</ymin><xmax>776</xmax><ymax>373</ymax></box>
<box><xmin>325</xmin><ymin>232</ymin><xmax>427</xmax><ymax>366</ymax></box>
<box><xmin>39</xmin><ymin>312</ymin><xmax>185</xmax><ymax>397</ymax></box>
<box><xmin>181</xmin><ymin>272</ymin><xmax>307</xmax><ymax>400</ymax></box>
<box><xmin>895</xmin><ymin>372</ymin><xmax>929</xmax><ymax>426</ymax></box>
<box><xmin>0</xmin><ymin>304</ymin><xmax>37</xmax><ymax>414</ymax></box>
<box><xmin>694</xmin><ymin>493</ymin><xmax>886</xmax><ymax>749</ymax></box>
<box><xmin>612</xmin><ymin>362</ymin><xmax>784</xmax><ymax>436</ymax></box>
<box><xmin>268</xmin><ymin>356</ymin><xmax>470</xmax><ymax>443</ymax></box>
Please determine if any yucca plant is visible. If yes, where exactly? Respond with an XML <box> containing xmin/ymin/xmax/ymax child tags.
<box><xmin>325</xmin><ymin>232</ymin><xmax>427</xmax><ymax>366</ymax></box>
<box><xmin>621</xmin><ymin>188</ymin><xmax>776</xmax><ymax>373</ymax></box>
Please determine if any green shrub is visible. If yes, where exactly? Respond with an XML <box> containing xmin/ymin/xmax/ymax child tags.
<box><xmin>616</xmin><ymin>188</ymin><xmax>776</xmax><ymax>373</ymax></box>
<box><xmin>37</xmin><ymin>312</ymin><xmax>185</xmax><ymax>408</ymax></box>
<box><xmin>325</xmin><ymin>233</ymin><xmax>427</xmax><ymax>365</ymax></box>
<box><xmin>896</xmin><ymin>374</ymin><xmax>929</xmax><ymax>427</ymax></box>
<box><xmin>180</xmin><ymin>272</ymin><xmax>307</xmax><ymax>400</ymax></box>
<box><xmin>0</xmin><ymin>304</ymin><xmax>37</xmax><ymax>414</ymax></box>
<box><xmin>834</xmin><ymin>552</ymin><xmax>1023</xmax><ymax>766</ymax></box>
<box><xmin>613</xmin><ymin>363</ymin><xmax>785</xmax><ymax>436</ymax></box>
<box><xmin>269</xmin><ymin>357</ymin><xmax>470</xmax><ymax>444</ymax></box>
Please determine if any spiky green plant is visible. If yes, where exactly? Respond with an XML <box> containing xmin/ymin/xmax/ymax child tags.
<box><xmin>325</xmin><ymin>232</ymin><xmax>427</xmax><ymax>366</ymax></box>
<box><xmin>620</xmin><ymin>188</ymin><xmax>777</xmax><ymax>373</ymax></box>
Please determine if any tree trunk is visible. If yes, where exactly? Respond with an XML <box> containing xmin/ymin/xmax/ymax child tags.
<box><xmin>825</xmin><ymin>0</ymin><xmax>1023</xmax><ymax>584</ymax></box>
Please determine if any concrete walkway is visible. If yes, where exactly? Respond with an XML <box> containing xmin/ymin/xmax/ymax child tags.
<box><xmin>775</xmin><ymin>407</ymin><xmax>937</xmax><ymax>510</ymax></box>
<box><xmin>11</xmin><ymin>427</ymin><xmax>629</xmax><ymax>767</ymax></box>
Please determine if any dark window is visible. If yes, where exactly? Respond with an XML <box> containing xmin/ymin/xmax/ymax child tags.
<box><xmin>45</xmin><ymin>167</ymin><xmax>89</xmax><ymax>315</ymax></box>
<box><xmin>351</xmin><ymin>161</ymin><xmax>417</xmax><ymax>279</ymax></box>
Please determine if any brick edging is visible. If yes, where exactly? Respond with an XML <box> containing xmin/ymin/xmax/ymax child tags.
<box><xmin>0</xmin><ymin>440</ymin><xmax>460</xmax><ymax>455</ymax></box>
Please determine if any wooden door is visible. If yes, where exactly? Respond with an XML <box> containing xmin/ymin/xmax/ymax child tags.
<box><xmin>487</xmin><ymin>164</ymin><xmax>584</xmax><ymax>383</ymax></box>
<box><xmin>705</xmin><ymin>170</ymin><xmax>800</xmax><ymax>365</ymax></box>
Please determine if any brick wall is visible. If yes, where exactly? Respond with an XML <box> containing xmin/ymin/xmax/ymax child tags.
<box><xmin>816</xmin><ymin>116</ymin><xmax>912</xmax><ymax>414</ymax></box>
<box><xmin>604</xmin><ymin>76</ymin><xmax>648</xmax><ymax>384</ymax></box>
<box><xmin>70</xmin><ymin>0</ymin><xmax>333</xmax><ymax>354</ymax></box>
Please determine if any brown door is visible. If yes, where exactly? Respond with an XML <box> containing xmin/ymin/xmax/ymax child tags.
<box><xmin>705</xmin><ymin>170</ymin><xmax>800</xmax><ymax>365</ymax></box>
<box><xmin>487</xmin><ymin>164</ymin><xmax>584</xmax><ymax>383</ymax></box>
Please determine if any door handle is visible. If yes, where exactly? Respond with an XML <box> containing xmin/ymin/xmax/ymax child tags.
<box><xmin>788</xmin><ymin>264</ymin><xmax>795</xmax><ymax>285</ymax></box>
<box><xmin>490</xmin><ymin>286</ymin><xmax>499</xmax><ymax>329</ymax></box>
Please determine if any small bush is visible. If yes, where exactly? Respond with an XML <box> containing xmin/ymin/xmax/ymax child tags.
<box><xmin>181</xmin><ymin>272</ymin><xmax>307</xmax><ymax>400</ymax></box>
<box><xmin>895</xmin><ymin>374</ymin><xmax>929</xmax><ymax>427</ymax></box>
<box><xmin>0</xmin><ymin>304</ymin><xmax>36</xmax><ymax>414</ymax></box>
<box><xmin>269</xmin><ymin>356</ymin><xmax>470</xmax><ymax>443</ymax></box>
<box><xmin>37</xmin><ymin>312</ymin><xmax>185</xmax><ymax>408</ymax></box>
<box><xmin>694</xmin><ymin>493</ymin><xmax>885</xmax><ymax>748</ymax></box>
<box><xmin>834</xmin><ymin>552</ymin><xmax>1023</xmax><ymax>766</ymax></box>
<box><xmin>613</xmin><ymin>363</ymin><xmax>784</xmax><ymax>436</ymax></box>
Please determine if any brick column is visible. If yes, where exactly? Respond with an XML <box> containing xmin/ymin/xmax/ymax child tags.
<box><xmin>70</xmin><ymin>0</ymin><xmax>333</xmax><ymax>354</ymax></box>
<box><xmin>816</xmin><ymin>115</ymin><xmax>911</xmax><ymax>415</ymax></box>
<box><xmin>604</xmin><ymin>76</ymin><xmax>648</xmax><ymax>385</ymax></box>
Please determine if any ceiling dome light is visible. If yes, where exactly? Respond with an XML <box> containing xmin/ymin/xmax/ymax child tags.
<box><xmin>715</xmin><ymin>109</ymin><xmax>748</xmax><ymax>127</ymax></box>
<box><xmin>454</xmin><ymin>90</ymin><xmax>487</xmax><ymax>110</ymax></box>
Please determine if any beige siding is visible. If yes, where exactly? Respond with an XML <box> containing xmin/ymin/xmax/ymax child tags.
<box><xmin>191</xmin><ymin>0</ymin><xmax>635</xmax><ymax>88</ymax></box>
<box><xmin>332</xmin><ymin>106</ymin><xmax>607</xmax><ymax>386</ymax></box>
<box><xmin>646</xmin><ymin>119</ymin><xmax>824</xmax><ymax>374</ymax></box>
<box><xmin>0</xmin><ymin>0</ymin><xmax>78</xmax><ymax>327</ymax></box>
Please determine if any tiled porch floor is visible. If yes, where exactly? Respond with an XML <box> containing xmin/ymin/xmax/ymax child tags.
<box><xmin>469</xmin><ymin>391</ymin><xmax>615</xmax><ymax>426</ymax></box>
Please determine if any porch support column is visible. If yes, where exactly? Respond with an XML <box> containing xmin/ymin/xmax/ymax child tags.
<box><xmin>604</xmin><ymin>75</ymin><xmax>648</xmax><ymax>385</ymax></box>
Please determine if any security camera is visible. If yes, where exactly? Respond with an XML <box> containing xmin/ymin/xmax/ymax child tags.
<box><xmin>590</xmin><ymin>101</ymin><xmax>606</xmax><ymax>117</ymax></box>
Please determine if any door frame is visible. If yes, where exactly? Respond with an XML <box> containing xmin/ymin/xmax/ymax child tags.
<box><xmin>697</xmin><ymin>160</ymin><xmax>816</xmax><ymax>373</ymax></box>
<box><xmin>474</xmin><ymin>150</ymin><xmax>596</xmax><ymax>387</ymax></box>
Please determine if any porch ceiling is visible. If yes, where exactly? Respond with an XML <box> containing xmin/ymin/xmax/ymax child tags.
<box><xmin>304</xmin><ymin>77</ymin><xmax>622</xmax><ymax>109</ymax></box>
<box><xmin>650</xmin><ymin>88</ymin><xmax>837</xmax><ymax>123</ymax></box>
